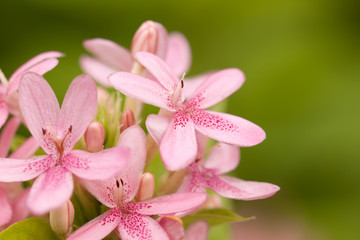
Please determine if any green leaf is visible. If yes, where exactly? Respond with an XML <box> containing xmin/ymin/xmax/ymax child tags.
<box><xmin>182</xmin><ymin>208</ymin><xmax>254</xmax><ymax>228</ymax></box>
<box><xmin>0</xmin><ymin>218</ymin><xmax>58</xmax><ymax>240</ymax></box>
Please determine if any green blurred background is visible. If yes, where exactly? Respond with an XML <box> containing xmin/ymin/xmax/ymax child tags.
<box><xmin>1</xmin><ymin>0</ymin><xmax>359</xmax><ymax>239</ymax></box>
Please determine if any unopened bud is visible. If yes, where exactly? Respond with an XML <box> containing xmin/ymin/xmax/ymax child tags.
<box><xmin>49</xmin><ymin>200</ymin><xmax>74</xmax><ymax>238</ymax></box>
<box><xmin>131</xmin><ymin>21</ymin><xmax>159</xmax><ymax>55</ymax></box>
<box><xmin>136</xmin><ymin>172</ymin><xmax>155</xmax><ymax>202</ymax></box>
<box><xmin>158</xmin><ymin>216</ymin><xmax>185</xmax><ymax>240</ymax></box>
<box><xmin>84</xmin><ymin>121</ymin><xmax>105</xmax><ymax>152</ymax></box>
<box><xmin>199</xmin><ymin>195</ymin><xmax>222</xmax><ymax>210</ymax></box>
<box><xmin>120</xmin><ymin>109</ymin><xmax>135</xmax><ymax>133</ymax></box>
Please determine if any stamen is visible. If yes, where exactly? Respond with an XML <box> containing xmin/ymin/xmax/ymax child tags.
<box><xmin>120</xmin><ymin>178</ymin><xmax>124</xmax><ymax>186</ymax></box>
<box><xmin>60</xmin><ymin>125</ymin><xmax>73</xmax><ymax>151</ymax></box>
<box><xmin>42</xmin><ymin>128</ymin><xmax>46</xmax><ymax>135</ymax></box>
<box><xmin>114</xmin><ymin>177</ymin><xmax>123</xmax><ymax>206</ymax></box>
<box><xmin>116</xmin><ymin>180</ymin><xmax>120</xmax><ymax>188</ymax></box>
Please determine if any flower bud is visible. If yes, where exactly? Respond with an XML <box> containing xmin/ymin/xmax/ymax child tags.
<box><xmin>131</xmin><ymin>21</ymin><xmax>159</xmax><ymax>55</ymax></box>
<box><xmin>84</xmin><ymin>121</ymin><xmax>105</xmax><ymax>152</ymax></box>
<box><xmin>135</xmin><ymin>172</ymin><xmax>155</xmax><ymax>202</ymax></box>
<box><xmin>120</xmin><ymin>109</ymin><xmax>135</xmax><ymax>133</ymax></box>
<box><xmin>49</xmin><ymin>200</ymin><xmax>74</xmax><ymax>237</ymax></box>
<box><xmin>157</xmin><ymin>216</ymin><xmax>184</xmax><ymax>240</ymax></box>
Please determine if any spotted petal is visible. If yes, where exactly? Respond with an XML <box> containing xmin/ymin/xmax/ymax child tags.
<box><xmin>118</xmin><ymin>214</ymin><xmax>169</xmax><ymax>240</ymax></box>
<box><xmin>64</xmin><ymin>147</ymin><xmax>130</xmax><ymax>180</ymax></box>
<box><xmin>27</xmin><ymin>166</ymin><xmax>73</xmax><ymax>215</ymax></box>
<box><xmin>0</xmin><ymin>155</ymin><xmax>54</xmax><ymax>182</ymax></box>
<box><xmin>192</xmin><ymin>110</ymin><xmax>266</xmax><ymax>147</ymax></box>
<box><xmin>209</xmin><ymin>175</ymin><xmax>280</xmax><ymax>200</ymax></box>
<box><xmin>67</xmin><ymin>209</ymin><xmax>121</xmax><ymax>240</ymax></box>
<box><xmin>159</xmin><ymin>113</ymin><xmax>197</xmax><ymax>171</ymax></box>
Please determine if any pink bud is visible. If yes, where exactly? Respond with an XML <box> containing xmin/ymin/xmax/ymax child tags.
<box><xmin>136</xmin><ymin>172</ymin><xmax>155</xmax><ymax>202</ymax></box>
<box><xmin>120</xmin><ymin>109</ymin><xmax>135</xmax><ymax>133</ymax></box>
<box><xmin>158</xmin><ymin>216</ymin><xmax>185</xmax><ymax>240</ymax></box>
<box><xmin>131</xmin><ymin>21</ymin><xmax>159</xmax><ymax>55</ymax></box>
<box><xmin>49</xmin><ymin>200</ymin><xmax>74</xmax><ymax>237</ymax></box>
<box><xmin>84</xmin><ymin>121</ymin><xmax>105</xmax><ymax>152</ymax></box>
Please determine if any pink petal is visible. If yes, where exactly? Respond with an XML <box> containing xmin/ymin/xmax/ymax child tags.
<box><xmin>159</xmin><ymin>113</ymin><xmax>197</xmax><ymax>171</ymax></box>
<box><xmin>18</xmin><ymin>72</ymin><xmax>60</xmax><ymax>154</ymax></box>
<box><xmin>188</xmin><ymin>68</ymin><xmax>245</xmax><ymax>109</ymax></box>
<box><xmin>131</xmin><ymin>192</ymin><xmax>207</xmax><ymax>216</ymax></box>
<box><xmin>0</xmin><ymin>117</ymin><xmax>20</xmax><ymax>158</ymax></box>
<box><xmin>177</xmin><ymin>171</ymin><xmax>207</xmax><ymax>194</ymax></box>
<box><xmin>157</xmin><ymin>216</ymin><xmax>185</xmax><ymax>240</ymax></box>
<box><xmin>0</xmin><ymin>187</ymin><xmax>12</xmax><ymax>226</ymax></box>
<box><xmin>135</xmin><ymin>52</ymin><xmax>178</xmax><ymax>91</ymax></box>
<box><xmin>118</xmin><ymin>214</ymin><xmax>169</xmax><ymax>240</ymax></box>
<box><xmin>79</xmin><ymin>55</ymin><xmax>114</xmax><ymax>87</ymax></box>
<box><xmin>145</xmin><ymin>114</ymin><xmax>170</xmax><ymax>145</ymax></box>
<box><xmin>57</xmin><ymin>75</ymin><xmax>97</xmax><ymax>152</ymax></box>
<box><xmin>183</xmin><ymin>221</ymin><xmax>209</xmax><ymax>240</ymax></box>
<box><xmin>109</xmin><ymin>72</ymin><xmax>173</xmax><ymax>111</ymax></box>
<box><xmin>67</xmin><ymin>209</ymin><xmax>121</xmax><ymax>240</ymax></box>
<box><xmin>182</xmin><ymin>72</ymin><xmax>213</xmax><ymax>100</ymax></box>
<box><xmin>80</xmin><ymin>178</ymin><xmax>118</xmax><ymax>208</ymax></box>
<box><xmin>64</xmin><ymin>147</ymin><xmax>130</xmax><ymax>180</ymax></box>
<box><xmin>9</xmin><ymin>136</ymin><xmax>39</xmax><ymax>159</ymax></box>
<box><xmin>0</xmin><ymin>155</ymin><xmax>54</xmax><ymax>182</ymax></box>
<box><xmin>0</xmin><ymin>102</ymin><xmax>9</xmax><ymax>129</ymax></box>
<box><xmin>192</xmin><ymin>110</ymin><xmax>266</xmax><ymax>147</ymax></box>
<box><xmin>204</xmin><ymin>143</ymin><xmax>240</xmax><ymax>175</ymax></box>
<box><xmin>7</xmin><ymin>51</ymin><xmax>63</xmax><ymax>95</ymax></box>
<box><xmin>165</xmin><ymin>32</ymin><xmax>191</xmax><ymax>77</ymax></box>
<box><xmin>116</xmin><ymin>125</ymin><xmax>147</xmax><ymax>203</ymax></box>
<box><xmin>154</xmin><ymin>22</ymin><xmax>169</xmax><ymax>59</ymax></box>
<box><xmin>10</xmin><ymin>188</ymin><xmax>30</xmax><ymax>224</ymax></box>
<box><xmin>209</xmin><ymin>175</ymin><xmax>280</xmax><ymax>200</ymax></box>
<box><xmin>83</xmin><ymin>38</ymin><xmax>132</xmax><ymax>71</ymax></box>
<box><xmin>27</xmin><ymin>166</ymin><xmax>73</xmax><ymax>215</ymax></box>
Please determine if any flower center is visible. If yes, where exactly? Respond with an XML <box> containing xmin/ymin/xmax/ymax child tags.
<box><xmin>42</xmin><ymin>125</ymin><xmax>72</xmax><ymax>158</ymax></box>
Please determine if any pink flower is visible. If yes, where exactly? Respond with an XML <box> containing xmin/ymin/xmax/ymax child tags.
<box><xmin>0</xmin><ymin>118</ymin><xmax>39</xmax><ymax>229</ymax></box>
<box><xmin>80</xmin><ymin>20</ymin><xmax>191</xmax><ymax>87</ymax></box>
<box><xmin>109</xmin><ymin>52</ymin><xmax>266</xmax><ymax>171</ymax></box>
<box><xmin>68</xmin><ymin>126</ymin><xmax>207</xmax><ymax>240</ymax></box>
<box><xmin>0</xmin><ymin>51</ymin><xmax>63</xmax><ymax>128</ymax></box>
<box><xmin>158</xmin><ymin>217</ymin><xmax>209</xmax><ymax>240</ymax></box>
<box><xmin>178</xmin><ymin>143</ymin><xmax>280</xmax><ymax>200</ymax></box>
<box><xmin>0</xmin><ymin>73</ymin><xmax>130</xmax><ymax>215</ymax></box>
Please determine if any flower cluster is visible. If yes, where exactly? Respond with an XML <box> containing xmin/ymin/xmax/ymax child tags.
<box><xmin>0</xmin><ymin>21</ymin><xmax>279</xmax><ymax>239</ymax></box>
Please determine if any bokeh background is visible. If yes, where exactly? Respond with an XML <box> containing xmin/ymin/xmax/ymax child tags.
<box><xmin>1</xmin><ymin>0</ymin><xmax>359</xmax><ymax>239</ymax></box>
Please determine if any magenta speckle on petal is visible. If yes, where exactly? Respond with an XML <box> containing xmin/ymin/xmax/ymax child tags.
<box><xmin>62</xmin><ymin>153</ymin><xmax>90</xmax><ymax>170</ymax></box>
<box><xmin>190</xmin><ymin>109</ymin><xmax>240</xmax><ymax>133</ymax></box>
<box><xmin>101</xmin><ymin>209</ymin><xmax>121</xmax><ymax>226</ymax></box>
<box><xmin>120</xmin><ymin>213</ymin><xmax>151</xmax><ymax>239</ymax></box>
<box><xmin>23</xmin><ymin>155</ymin><xmax>54</xmax><ymax>173</ymax></box>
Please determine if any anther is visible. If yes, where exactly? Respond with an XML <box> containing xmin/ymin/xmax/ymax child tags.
<box><xmin>69</xmin><ymin>125</ymin><xmax>72</xmax><ymax>133</ymax></box>
<box><xmin>42</xmin><ymin>128</ymin><xmax>46</xmax><ymax>135</ymax></box>
<box><xmin>116</xmin><ymin>180</ymin><xmax>120</xmax><ymax>188</ymax></box>
<box><xmin>120</xmin><ymin>178</ymin><xmax>124</xmax><ymax>186</ymax></box>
